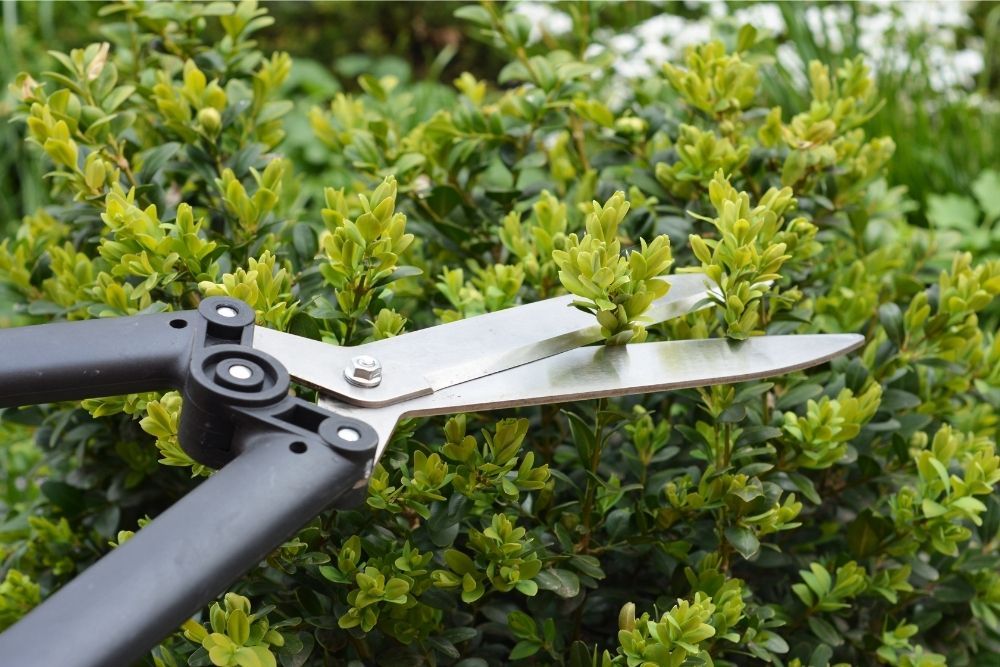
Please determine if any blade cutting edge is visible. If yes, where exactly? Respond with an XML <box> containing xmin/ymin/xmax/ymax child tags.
<box><xmin>321</xmin><ymin>333</ymin><xmax>865</xmax><ymax>459</ymax></box>
<box><xmin>255</xmin><ymin>272</ymin><xmax>715</xmax><ymax>407</ymax></box>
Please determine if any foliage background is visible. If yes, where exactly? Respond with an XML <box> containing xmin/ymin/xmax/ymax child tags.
<box><xmin>0</xmin><ymin>2</ymin><xmax>998</xmax><ymax>667</ymax></box>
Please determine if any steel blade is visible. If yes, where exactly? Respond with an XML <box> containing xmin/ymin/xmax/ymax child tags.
<box><xmin>255</xmin><ymin>272</ymin><xmax>715</xmax><ymax>407</ymax></box>
<box><xmin>320</xmin><ymin>333</ymin><xmax>864</xmax><ymax>458</ymax></box>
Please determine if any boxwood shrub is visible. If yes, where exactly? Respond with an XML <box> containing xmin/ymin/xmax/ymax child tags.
<box><xmin>1</xmin><ymin>2</ymin><xmax>998</xmax><ymax>666</ymax></box>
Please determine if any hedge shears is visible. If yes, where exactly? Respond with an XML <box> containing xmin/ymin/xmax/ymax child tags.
<box><xmin>0</xmin><ymin>271</ymin><xmax>862</xmax><ymax>666</ymax></box>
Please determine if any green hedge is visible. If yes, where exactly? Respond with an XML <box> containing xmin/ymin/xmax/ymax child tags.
<box><xmin>0</xmin><ymin>2</ymin><xmax>998</xmax><ymax>666</ymax></box>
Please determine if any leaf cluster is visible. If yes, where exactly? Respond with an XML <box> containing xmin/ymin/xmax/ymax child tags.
<box><xmin>0</xmin><ymin>3</ymin><xmax>998</xmax><ymax>666</ymax></box>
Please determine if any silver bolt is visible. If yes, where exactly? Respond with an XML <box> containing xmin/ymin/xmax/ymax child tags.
<box><xmin>337</xmin><ymin>427</ymin><xmax>361</xmax><ymax>442</ymax></box>
<box><xmin>217</xmin><ymin>305</ymin><xmax>238</xmax><ymax>318</ymax></box>
<box><xmin>228</xmin><ymin>364</ymin><xmax>252</xmax><ymax>380</ymax></box>
<box><xmin>344</xmin><ymin>355</ymin><xmax>382</xmax><ymax>388</ymax></box>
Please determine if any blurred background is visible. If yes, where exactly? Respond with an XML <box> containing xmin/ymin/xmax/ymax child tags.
<box><xmin>1</xmin><ymin>0</ymin><xmax>998</xmax><ymax>247</ymax></box>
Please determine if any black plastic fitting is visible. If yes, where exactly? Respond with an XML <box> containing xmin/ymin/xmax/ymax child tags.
<box><xmin>0</xmin><ymin>298</ymin><xmax>379</xmax><ymax>667</ymax></box>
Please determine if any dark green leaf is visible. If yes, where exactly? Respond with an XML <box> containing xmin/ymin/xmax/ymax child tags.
<box><xmin>776</xmin><ymin>383</ymin><xmax>823</xmax><ymax>410</ymax></box>
<box><xmin>879</xmin><ymin>302</ymin><xmax>904</xmax><ymax>347</ymax></box>
<box><xmin>427</xmin><ymin>496</ymin><xmax>466</xmax><ymax>548</ymax></box>
<box><xmin>880</xmin><ymin>389</ymin><xmax>921</xmax><ymax>412</ymax></box>
<box><xmin>725</xmin><ymin>526</ymin><xmax>760</xmax><ymax>559</ymax></box>
<box><xmin>604</xmin><ymin>508</ymin><xmax>632</xmax><ymax>539</ymax></box>
<box><xmin>570</xmin><ymin>555</ymin><xmax>605</xmax><ymax>580</ymax></box>
<box><xmin>809</xmin><ymin>644</ymin><xmax>833</xmax><ymax>667</ymax></box>
<box><xmin>785</xmin><ymin>472</ymin><xmax>822</xmax><ymax>504</ymax></box>
<box><xmin>441</xmin><ymin>627</ymin><xmax>478</xmax><ymax>644</ymax></box>
<box><xmin>846</xmin><ymin>510</ymin><xmax>892</xmax><ymax>558</ymax></box>
<box><xmin>737</xmin><ymin>426</ymin><xmax>783</xmax><ymax>447</ymax></box>
<box><xmin>739</xmin><ymin>462</ymin><xmax>774</xmax><ymax>476</ymax></box>
<box><xmin>509</xmin><ymin>640</ymin><xmax>541</xmax><ymax>661</ymax></box>
<box><xmin>288</xmin><ymin>313</ymin><xmax>321</xmax><ymax>341</ymax></box>
<box><xmin>425</xmin><ymin>185</ymin><xmax>463</xmax><ymax>217</ymax></box>
<box><xmin>564</xmin><ymin>410</ymin><xmax>595</xmax><ymax>468</ymax></box>
<box><xmin>41</xmin><ymin>481</ymin><xmax>85</xmax><ymax>513</ymax></box>
<box><xmin>137</xmin><ymin>142</ymin><xmax>181</xmax><ymax>182</ymax></box>
<box><xmin>507</xmin><ymin>610</ymin><xmax>537</xmax><ymax>639</ymax></box>
<box><xmin>427</xmin><ymin>636</ymin><xmax>460</xmax><ymax>659</ymax></box>
<box><xmin>535</xmin><ymin>568</ymin><xmax>581</xmax><ymax>598</ymax></box>
<box><xmin>291</xmin><ymin>223</ymin><xmax>317</xmax><ymax>260</ymax></box>
<box><xmin>93</xmin><ymin>506</ymin><xmax>120</xmax><ymax>538</ymax></box>
<box><xmin>278</xmin><ymin>633</ymin><xmax>312</xmax><ymax>667</ymax></box>
<box><xmin>719</xmin><ymin>403</ymin><xmax>746</xmax><ymax>423</ymax></box>
<box><xmin>757</xmin><ymin>631</ymin><xmax>788</xmax><ymax>654</ymax></box>
<box><xmin>934</xmin><ymin>575</ymin><xmax>975</xmax><ymax>603</ymax></box>
<box><xmin>807</xmin><ymin>617</ymin><xmax>843</xmax><ymax>646</ymax></box>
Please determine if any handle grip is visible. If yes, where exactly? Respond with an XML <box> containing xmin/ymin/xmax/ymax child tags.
<box><xmin>0</xmin><ymin>311</ymin><xmax>198</xmax><ymax>407</ymax></box>
<box><xmin>0</xmin><ymin>298</ymin><xmax>380</xmax><ymax>665</ymax></box>
<box><xmin>0</xmin><ymin>297</ymin><xmax>272</xmax><ymax>467</ymax></box>
<box><xmin>0</xmin><ymin>429</ymin><xmax>373</xmax><ymax>667</ymax></box>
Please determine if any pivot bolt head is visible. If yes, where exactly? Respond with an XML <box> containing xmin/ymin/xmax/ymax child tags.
<box><xmin>344</xmin><ymin>355</ymin><xmax>382</xmax><ymax>388</ymax></box>
<box><xmin>228</xmin><ymin>364</ymin><xmax>252</xmax><ymax>380</ymax></box>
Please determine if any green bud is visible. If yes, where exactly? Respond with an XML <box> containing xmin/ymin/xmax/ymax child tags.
<box><xmin>43</xmin><ymin>138</ymin><xmax>78</xmax><ymax>169</ymax></box>
<box><xmin>619</xmin><ymin>602</ymin><xmax>636</xmax><ymax>631</ymax></box>
<box><xmin>197</xmin><ymin>106</ymin><xmax>222</xmax><ymax>136</ymax></box>
<box><xmin>614</xmin><ymin>116</ymin><xmax>647</xmax><ymax>137</ymax></box>
<box><xmin>84</xmin><ymin>155</ymin><xmax>107</xmax><ymax>191</ymax></box>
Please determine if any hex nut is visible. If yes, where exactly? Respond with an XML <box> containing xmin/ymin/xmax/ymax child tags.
<box><xmin>344</xmin><ymin>355</ymin><xmax>382</xmax><ymax>388</ymax></box>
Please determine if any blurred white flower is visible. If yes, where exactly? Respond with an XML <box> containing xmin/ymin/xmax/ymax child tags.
<box><xmin>609</xmin><ymin>33</ymin><xmax>640</xmax><ymax>54</ymax></box>
<box><xmin>899</xmin><ymin>0</ymin><xmax>971</xmax><ymax>31</ymax></box>
<box><xmin>857</xmin><ymin>11</ymin><xmax>893</xmax><ymax>55</ymax></box>
<box><xmin>600</xmin><ymin>15</ymin><xmax>685</xmax><ymax>82</ymax></box>
<box><xmin>732</xmin><ymin>3</ymin><xmax>785</xmax><ymax>35</ymax></box>
<box><xmin>928</xmin><ymin>46</ymin><xmax>984</xmax><ymax>92</ymax></box>
<box><xmin>635</xmin><ymin>14</ymin><xmax>687</xmax><ymax>43</ymax></box>
<box><xmin>512</xmin><ymin>2</ymin><xmax>573</xmax><ymax>44</ymax></box>
<box><xmin>706</xmin><ymin>1</ymin><xmax>728</xmax><ymax>19</ymax></box>
<box><xmin>584</xmin><ymin>43</ymin><xmax>606</xmax><ymax>60</ymax></box>
<box><xmin>872</xmin><ymin>49</ymin><xmax>912</xmax><ymax>79</ymax></box>
<box><xmin>804</xmin><ymin>7</ymin><xmax>825</xmax><ymax>42</ymax></box>
<box><xmin>641</xmin><ymin>40</ymin><xmax>673</xmax><ymax>65</ymax></box>
<box><xmin>564</xmin><ymin>0</ymin><xmax>983</xmax><ymax>100</ymax></box>
<box><xmin>674</xmin><ymin>22</ymin><xmax>712</xmax><ymax>50</ymax></box>
<box><xmin>685</xmin><ymin>0</ymin><xmax>726</xmax><ymax>18</ymax></box>
<box><xmin>805</xmin><ymin>4</ymin><xmax>849</xmax><ymax>53</ymax></box>
<box><xmin>966</xmin><ymin>92</ymin><xmax>1000</xmax><ymax>113</ymax></box>
<box><xmin>613</xmin><ymin>55</ymin><xmax>653</xmax><ymax>79</ymax></box>
<box><xmin>412</xmin><ymin>174</ymin><xmax>432</xmax><ymax>197</ymax></box>
<box><xmin>604</xmin><ymin>80</ymin><xmax>632</xmax><ymax>110</ymax></box>
<box><xmin>953</xmin><ymin>48</ymin><xmax>985</xmax><ymax>82</ymax></box>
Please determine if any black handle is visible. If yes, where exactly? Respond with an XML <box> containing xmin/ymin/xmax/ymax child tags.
<box><xmin>0</xmin><ymin>297</ymin><xmax>260</xmax><ymax>410</ymax></box>
<box><xmin>0</xmin><ymin>428</ymin><xmax>374</xmax><ymax>667</ymax></box>
<box><xmin>0</xmin><ymin>297</ymin><xmax>275</xmax><ymax>467</ymax></box>
<box><xmin>0</xmin><ymin>310</ymin><xmax>198</xmax><ymax>407</ymax></box>
<box><xmin>0</xmin><ymin>298</ymin><xmax>381</xmax><ymax>665</ymax></box>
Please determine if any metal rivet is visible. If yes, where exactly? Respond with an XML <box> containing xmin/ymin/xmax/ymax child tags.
<box><xmin>216</xmin><ymin>305</ymin><xmax>238</xmax><ymax>318</ymax></box>
<box><xmin>337</xmin><ymin>427</ymin><xmax>361</xmax><ymax>442</ymax></box>
<box><xmin>344</xmin><ymin>355</ymin><xmax>382</xmax><ymax>388</ymax></box>
<box><xmin>228</xmin><ymin>364</ymin><xmax>252</xmax><ymax>380</ymax></box>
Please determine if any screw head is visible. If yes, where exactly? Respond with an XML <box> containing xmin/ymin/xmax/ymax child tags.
<box><xmin>228</xmin><ymin>363</ymin><xmax>252</xmax><ymax>380</ymax></box>
<box><xmin>337</xmin><ymin>426</ymin><xmax>361</xmax><ymax>442</ymax></box>
<box><xmin>344</xmin><ymin>355</ymin><xmax>382</xmax><ymax>388</ymax></box>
